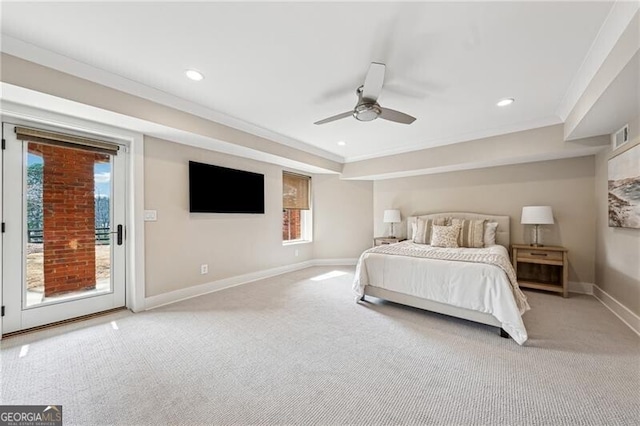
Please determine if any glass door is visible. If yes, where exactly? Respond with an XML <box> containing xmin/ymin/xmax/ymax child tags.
<box><xmin>2</xmin><ymin>123</ymin><xmax>126</xmax><ymax>334</ymax></box>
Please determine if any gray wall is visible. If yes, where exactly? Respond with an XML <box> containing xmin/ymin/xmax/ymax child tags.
<box><xmin>144</xmin><ymin>136</ymin><xmax>372</xmax><ymax>297</ymax></box>
<box><xmin>374</xmin><ymin>156</ymin><xmax>597</xmax><ymax>284</ymax></box>
<box><xmin>594</xmin><ymin>118</ymin><xmax>640</xmax><ymax>315</ymax></box>
<box><xmin>312</xmin><ymin>174</ymin><xmax>373</xmax><ymax>259</ymax></box>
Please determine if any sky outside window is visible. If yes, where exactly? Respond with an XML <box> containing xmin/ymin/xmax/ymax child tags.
<box><xmin>27</xmin><ymin>153</ymin><xmax>111</xmax><ymax>196</ymax></box>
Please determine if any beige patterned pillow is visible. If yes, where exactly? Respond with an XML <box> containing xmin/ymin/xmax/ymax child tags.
<box><xmin>452</xmin><ymin>219</ymin><xmax>485</xmax><ymax>248</ymax></box>
<box><xmin>430</xmin><ymin>225</ymin><xmax>460</xmax><ymax>248</ymax></box>
<box><xmin>413</xmin><ymin>217</ymin><xmax>448</xmax><ymax>244</ymax></box>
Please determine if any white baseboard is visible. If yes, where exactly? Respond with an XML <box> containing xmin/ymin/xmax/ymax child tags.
<box><xmin>312</xmin><ymin>258</ymin><xmax>358</xmax><ymax>266</ymax></box>
<box><xmin>145</xmin><ymin>260</ymin><xmax>313</xmax><ymax>310</ymax></box>
<box><xmin>568</xmin><ymin>281</ymin><xmax>593</xmax><ymax>295</ymax></box>
<box><xmin>593</xmin><ymin>285</ymin><xmax>640</xmax><ymax>337</ymax></box>
<box><xmin>144</xmin><ymin>258</ymin><xmax>357</xmax><ymax>310</ymax></box>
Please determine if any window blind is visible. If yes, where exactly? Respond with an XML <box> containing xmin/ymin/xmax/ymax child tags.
<box><xmin>15</xmin><ymin>126</ymin><xmax>120</xmax><ymax>155</ymax></box>
<box><xmin>283</xmin><ymin>172</ymin><xmax>310</xmax><ymax>210</ymax></box>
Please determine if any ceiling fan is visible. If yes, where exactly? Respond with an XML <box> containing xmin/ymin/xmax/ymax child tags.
<box><xmin>314</xmin><ymin>62</ymin><xmax>416</xmax><ymax>125</ymax></box>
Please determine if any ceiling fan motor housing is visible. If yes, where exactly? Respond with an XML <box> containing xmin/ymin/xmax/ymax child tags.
<box><xmin>354</xmin><ymin>103</ymin><xmax>381</xmax><ymax>121</ymax></box>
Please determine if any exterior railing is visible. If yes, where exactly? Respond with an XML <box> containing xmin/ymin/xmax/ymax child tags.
<box><xmin>27</xmin><ymin>227</ymin><xmax>111</xmax><ymax>244</ymax></box>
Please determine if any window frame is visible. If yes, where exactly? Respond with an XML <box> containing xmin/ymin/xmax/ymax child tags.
<box><xmin>282</xmin><ymin>171</ymin><xmax>312</xmax><ymax>245</ymax></box>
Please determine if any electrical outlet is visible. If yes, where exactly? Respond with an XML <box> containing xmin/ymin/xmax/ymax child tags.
<box><xmin>295</xmin><ymin>249</ymin><xmax>299</xmax><ymax>257</ymax></box>
<box><xmin>200</xmin><ymin>264</ymin><xmax>208</xmax><ymax>274</ymax></box>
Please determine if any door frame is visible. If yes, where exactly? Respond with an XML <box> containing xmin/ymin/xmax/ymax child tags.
<box><xmin>0</xmin><ymin>104</ymin><xmax>146</xmax><ymax>338</ymax></box>
<box><xmin>3</xmin><ymin>122</ymin><xmax>126</xmax><ymax>332</ymax></box>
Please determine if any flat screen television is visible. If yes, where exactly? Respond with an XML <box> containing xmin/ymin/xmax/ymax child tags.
<box><xmin>189</xmin><ymin>161</ymin><xmax>265</xmax><ymax>214</ymax></box>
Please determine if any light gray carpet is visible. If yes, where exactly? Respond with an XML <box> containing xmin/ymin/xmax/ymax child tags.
<box><xmin>1</xmin><ymin>266</ymin><xmax>639</xmax><ymax>425</ymax></box>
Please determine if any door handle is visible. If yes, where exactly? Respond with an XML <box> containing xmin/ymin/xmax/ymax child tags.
<box><xmin>109</xmin><ymin>225</ymin><xmax>124</xmax><ymax>245</ymax></box>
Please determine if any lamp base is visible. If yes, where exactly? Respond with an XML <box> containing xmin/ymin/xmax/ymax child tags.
<box><xmin>530</xmin><ymin>224</ymin><xmax>545</xmax><ymax>247</ymax></box>
<box><xmin>388</xmin><ymin>223</ymin><xmax>397</xmax><ymax>239</ymax></box>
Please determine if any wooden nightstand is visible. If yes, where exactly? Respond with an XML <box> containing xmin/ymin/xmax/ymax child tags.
<box><xmin>373</xmin><ymin>237</ymin><xmax>403</xmax><ymax>247</ymax></box>
<box><xmin>512</xmin><ymin>244</ymin><xmax>568</xmax><ymax>297</ymax></box>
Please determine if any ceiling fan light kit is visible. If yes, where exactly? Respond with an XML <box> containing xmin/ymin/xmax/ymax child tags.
<box><xmin>314</xmin><ymin>62</ymin><xmax>416</xmax><ymax>126</ymax></box>
<box><xmin>354</xmin><ymin>102</ymin><xmax>381</xmax><ymax>122</ymax></box>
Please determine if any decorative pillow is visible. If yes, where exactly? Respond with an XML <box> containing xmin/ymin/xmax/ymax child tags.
<box><xmin>430</xmin><ymin>225</ymin><xmax>460</xmax><ymax>248</ymax></box>
<box><xmin>413</xmin><ymin>217</ymin><xmax>448</xmax><ymax>244</ymax></box>
<box><xmin>451</xmin><ymin>219</ymin><xmax>485</xmax><ymax>248</ymax></box>
<box><xmin>484</xmin><ymin>222</ymin><xmax>499</xmax><ymax>246</ymax></box>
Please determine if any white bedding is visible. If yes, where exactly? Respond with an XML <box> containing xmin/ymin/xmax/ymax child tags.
<box><xmin>353</xmin><ymin>241</ymin><xmax>529</xmax><ymax>345</ymax></box>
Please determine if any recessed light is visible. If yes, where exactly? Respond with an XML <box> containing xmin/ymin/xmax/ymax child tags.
<box><xmin>497</xmin><ymin>98</ymin><xmax>514</xmax><ymax>107</ymax></box>
<box><xmin>185</xmin><ymin>69</ymin><xmax>204</xmax><ymax>81</ymax></box>
<box><xmin>337</xmin><ymin>141</ymin><xmax>346</xmax><ymax>146</ymax></box>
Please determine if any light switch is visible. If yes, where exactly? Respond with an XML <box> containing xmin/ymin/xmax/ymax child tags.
<box><xmin>144</xmin><ymin>210</ymin><xmax>157</xmax><ymax>221</ymax></box>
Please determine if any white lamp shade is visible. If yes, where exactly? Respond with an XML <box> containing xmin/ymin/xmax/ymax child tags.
<box><xmin>383</xmin><ymin>209</ymin><xmax>401</xmax><ymax>223</ymax></box>
<box><xmin>521</xmin><ymin>206</ymin><xmax>554</xmax><ymax>225</ymax></box>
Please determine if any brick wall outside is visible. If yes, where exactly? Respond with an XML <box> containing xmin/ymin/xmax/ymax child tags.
<box><xmin>29</xmin><ymin>143</ymin><xmax>108</xmax><ymax>296</ymax></box>
<box><xmin>282</xmin><ymin>209</ymin><xmax>301</xmax><ymax>241</ymax></box>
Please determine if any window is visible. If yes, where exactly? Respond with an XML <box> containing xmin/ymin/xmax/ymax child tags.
<box><xmin>282</xmin><ymin>171</ymin><xmax>311</xmax><ymax>242</ymax></box>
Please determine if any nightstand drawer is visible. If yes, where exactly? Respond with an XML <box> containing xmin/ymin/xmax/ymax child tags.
<box><xmin>517</xmin><ymin>249</ymin><xmax>563</xmax><ymax>261</ymax></box>
<box><xmin>373</xmin><ymin>237</ymin><xmax>403</xmax><ymax>247</ymax></box>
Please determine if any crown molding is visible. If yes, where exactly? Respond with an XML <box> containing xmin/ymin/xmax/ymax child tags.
<box><xmin>0</xmin><ymin>35</ymin><xmax>344</xmax><ymax>163</ymax></box>
<box><xmin>343</xmin><ymin>116</ymin><xmax>563</xmax><ymax>163</ymax></box>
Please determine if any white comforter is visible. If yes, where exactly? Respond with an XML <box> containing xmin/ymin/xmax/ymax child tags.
<box><xmin>353</xmin><ymin>242</ymin><xmax>529</xmax><ymax>345</ymax></box>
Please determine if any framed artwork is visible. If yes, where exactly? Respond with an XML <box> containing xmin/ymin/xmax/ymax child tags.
<box><xmin>608</xmin><ymin>143</ymin><xmax>640</xmax><ymax>228</ymax></box>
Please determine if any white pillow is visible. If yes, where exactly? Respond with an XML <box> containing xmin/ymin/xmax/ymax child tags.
<box><xmin>484</xmin><ymin>222</ymin><xmax>499</xmax><ymax>246</ymax></box>
<box><xmin>430</xmin><ymin>225</ymin><xmax>460</xmax><ymax>248</ymax></box>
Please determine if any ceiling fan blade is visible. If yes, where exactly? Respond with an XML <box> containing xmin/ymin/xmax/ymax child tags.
<box><xmin>313</xmin><ymin>111</ymin><xmax>353</xmax><ymax>125</ymax></box>
<box><xmin>362</xmin><ymin>62</ymin><xmax>386</xmax><ymax>102</ymax></box>
<box><xmin>379</xmin><ymin>107</ymin><xmax>416</xmax><ymax>124</ymax></box>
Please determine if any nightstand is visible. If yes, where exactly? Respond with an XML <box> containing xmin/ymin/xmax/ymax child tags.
<box><xmin>512</xmin><ymin>244</ymin><xmax>568</xmax><ymax>297</ymax></box>
<box><xmin>373</xmin><ymin>237</ymin><xmax>402</xmax><ymax>247</ymax></box>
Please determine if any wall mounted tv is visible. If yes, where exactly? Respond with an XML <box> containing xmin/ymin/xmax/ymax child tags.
<box><xmin>189</xmin><ymin>161</ymin><xmax>265</xmax><ymax>214</ymax></box>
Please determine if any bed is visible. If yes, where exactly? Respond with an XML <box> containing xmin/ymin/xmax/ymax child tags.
<box><xmin>353</xmin><ymin>212</ymin><xmax>530</xmax><ymax>345</ymax></box>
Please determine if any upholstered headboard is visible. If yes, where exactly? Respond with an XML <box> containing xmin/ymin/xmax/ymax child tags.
<box><xmin>407</xmin><ymin>212</ymin><xmax>510</xmax><ymax>249</ymax></box>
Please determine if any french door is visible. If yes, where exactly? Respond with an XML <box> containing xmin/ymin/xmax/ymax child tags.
<box><xmin>2</xmin><ymin>122</ymin><xmax>126</xmax><ymax>334</ymax></box>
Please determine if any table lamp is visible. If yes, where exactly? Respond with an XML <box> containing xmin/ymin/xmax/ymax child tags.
<box><xmin>383</xmin><ymin>209</ymin><xmax>401</xmax><ymax>238</ymax></box>
<box><xmin>521</xmin><ymin>206</ymin><xmax>554</xmax><ymax>247</ymax></box>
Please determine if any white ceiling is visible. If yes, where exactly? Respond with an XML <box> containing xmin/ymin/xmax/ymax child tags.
<box><xmin>568</xmin><ymin>51</ymin><xmax>639</xmax><ymax>140</ymax></box>
<box><xmin>0</xmin><ymin>1</ymin><xmax>621</xmax><ymax>162</ymax></box>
